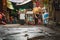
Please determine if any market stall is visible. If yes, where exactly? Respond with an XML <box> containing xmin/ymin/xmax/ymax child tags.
<box><xmin>26</xmin><ymin>11</ymin><xmax>35</xmax><ymax>25</ymax></box>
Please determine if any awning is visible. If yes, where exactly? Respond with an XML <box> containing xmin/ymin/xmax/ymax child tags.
<box><xmin>9</xmin><ymin>0</ymin><xmax>31</xmax><ymax>5</ymax></box>
<box><xmin>12</xmin><ymin>1</ymin><xmax>33</xmax><ymax>10</ymax></box>
<box><xmin>7</xmin><ymin>0</ymin><xmax>33</xmax><ymax>10</ymax></box>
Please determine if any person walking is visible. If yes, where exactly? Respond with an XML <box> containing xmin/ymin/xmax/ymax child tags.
<box><xmin>9</xmin><ymin>16</ymin><xmax>13</xmax><ymax>24</ymax></box>
<box><xmin>38</xmin><ymin>12</ymin><xmax>42</xmax><ymax>25</ymax></box>
<box><xmin>42</xmin><ymin>11</ymin><xmax>49</xmax><ymax>26</ymax></box>
<box><xmin>34</xmin><ymin>13</ymin><xmax>39</xmax><ymax>25</ymax></box>
<box><xmin>1</xmin><ymin>12</ymin><xmax>6</xmax><ymax>25</ymax></box>
<box><xmin>0</xmin><ymin>12</ymin><xmax>3</xmax><ymax>24</ymax></box>
<box><xmin>0</xmin><ymin>12</ymin><xmax>6</xmax><ymax>25</ymax></box>
<box><xmin>19</xmin><ymin>11</ymin><xmax>25</xmax><ymax>25</ymax></box>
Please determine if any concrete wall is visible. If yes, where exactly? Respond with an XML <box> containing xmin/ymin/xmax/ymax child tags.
<box><xmin>55</xmin><ymin>11</ymin><xmax>60</xmax><ymax>23</ymax></box>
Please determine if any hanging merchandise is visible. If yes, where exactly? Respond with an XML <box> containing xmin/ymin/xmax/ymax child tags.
<box><xmin>7</xmin><ymin>0</ymin><xmax>14</xmax><ymax>9</ymax></box>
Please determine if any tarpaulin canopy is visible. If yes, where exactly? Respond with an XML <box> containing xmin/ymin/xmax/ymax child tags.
<box><xmin>7</xmin><ymin>0</ymin><xmax>33</xmax><ymax>10</ymax></box>
<box><xmin>9</xmin><ymin>0</ymin><xmax>31</xmax><ymax>5</ymax></box>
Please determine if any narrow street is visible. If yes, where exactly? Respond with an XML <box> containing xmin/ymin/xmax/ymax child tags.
<box><xmin>0</xmin><ymin>0</ymin><xmax>60</xmax><ymax>40</ymax></box>
<box><xmin>0</xmin><ymin>24</ymin><xmax>60</xmax><ymax>40</ymax></box>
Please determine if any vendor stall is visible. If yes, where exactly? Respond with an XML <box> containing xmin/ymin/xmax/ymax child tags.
<box><xmin>26</xmin><ymin>11</ymin><xmax>35</xmax><ymax>25</ymax></box>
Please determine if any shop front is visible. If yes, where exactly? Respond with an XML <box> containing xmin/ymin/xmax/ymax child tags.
<box><xmin>6</xmin><ymin>0</ymin><xmax>33</xmax><ymax>24</ymax></box>
<box><xmin>5</xmin><ymin>0</ymin><xmax>49</xmax><ymax>25</ymax></box>
<box><xmin>26</xmin><ymin>11</ymin><xmax>35</xmax><ymax>25</ymax></box>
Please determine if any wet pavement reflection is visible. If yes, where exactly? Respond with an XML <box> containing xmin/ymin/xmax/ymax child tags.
<box><xmin>0</xmin><ymin>25</ymin><xmax>60</xmax><ymax>40</ymax></box>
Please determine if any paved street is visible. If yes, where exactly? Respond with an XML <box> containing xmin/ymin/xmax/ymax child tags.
<box><xmin>0</xmin><ymin>24</ymin><xmax>60</xmax><ymax>40</ymax></box>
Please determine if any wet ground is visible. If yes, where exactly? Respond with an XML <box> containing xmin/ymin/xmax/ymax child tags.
<box><xmin>0</xmin><ymin>24</ymin><xmax>60</xmax><ymax>40</ymax></box>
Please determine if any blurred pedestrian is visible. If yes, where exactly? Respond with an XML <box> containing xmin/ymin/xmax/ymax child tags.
<box><xmin>42</xmin><ymin>11</ymin><xmax>49</xmax><ymax>26</ymax></box>
<box><xmin>38</xmin><ymin>12</ymin><xmax>42</xmax><ymax>25</ymax></box>
<box><xmin>19</xmin><ymin>11</ymin><xmax>25</xmax><ymax>25</ymax></box>
<box><xmin>0</xmin><ymin>12</ymin><xmax>6</xmax><ymax>25</ymax></box>
<box><xmin>2</xmin><ymin>13</ymin><xmax>6</xmax><ymax>23</ymax></box>
<box><xmin>0</xmin><ymin>12</ymin><xmax>3</xmax><ymax>24</ymax></box>
<box><xmin>9</xmin><ymin>16</ymin><xmax>13</xmax><ymax>24</ymax></box>
<box><xmin>34</xmin><ymin>13</ymin><xmax>39</xmax><ymax>25</ymax></box>
<box><xmin>12</xmin><ymin>17</ymin><xmax>17</xmax><ymax>24</ymax></box>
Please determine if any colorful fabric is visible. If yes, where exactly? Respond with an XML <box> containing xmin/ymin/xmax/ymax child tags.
<box><xmin>0</xmin><ymin>14</ymin><xmax>2</xmax><ymax>19</ymax></box>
